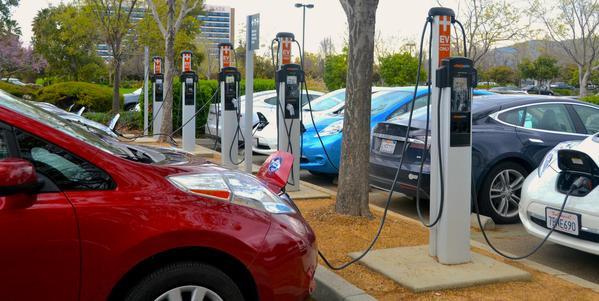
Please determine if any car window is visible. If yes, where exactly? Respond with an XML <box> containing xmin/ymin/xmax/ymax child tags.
<box><xmin>371</xmin><ymin>91</ymin><xmax>411</xmax><ymax>115</ymax></box>
<box><xmin>15</xmin><ymin>129</ymin><xmax>114</xmax><ymax>191</ymax></box>
<box><xmin>0</xmin><ymin>129</ymin><xmax>9</xmax><ymax>159</ymax></box>
<box><xmin>310</xmin><ymin>90</ymin><xmax>346</xmax><ymax>111</ymax></box>
<box><xmin>263</xmin><ymin>96</ymin><xmax>278</xmax><ymax>106</ymax></box>
<box><xmin>386</xmin><ymin>95</ymin><xmax>429</xmax><ymax>120</ymax></box>
<box><xmin>523</xmin><ymin>104</ymin><xmax>576</xmax><ymax>133</ymax></box>
<box><xmin>498</xmin><ymin>108</ymin><xmax>525</xmax><ymax>126</ymax></box>
<box><xmin>572</xmin><ymin>105</ymin><xmax>599</xmax><ymax>134</ymax></box>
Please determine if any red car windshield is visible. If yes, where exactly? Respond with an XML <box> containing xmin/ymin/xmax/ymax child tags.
<box><xmin>0</xmin><ymin>90</ymin><xmax>129</xmax><ymax>157</ymax></box>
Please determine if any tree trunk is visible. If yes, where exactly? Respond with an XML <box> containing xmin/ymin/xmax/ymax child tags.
<box><xmin>112</xmin><ymin>59</ymin><xmax>121</xmax><ymax>113</ymax></box>
<box><xmin>159</xmin><ymin>1</ymin><xmax>176</xmax><ymax>141</ymax></box>
<box><xmin>580</xmin><ymin>66</ymin><xmax>590</xmax><ymax>97</ymax></box>
<box><xmin>336</xmin><ymin>0</ymin><xmax>379</xmax><ymax>217</ymax></box>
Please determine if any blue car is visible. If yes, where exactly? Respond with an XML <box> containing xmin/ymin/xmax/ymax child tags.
<box><xmin>301</xmin><ymin>87</ymin><xmax>494</xmax><ymax>175</ymax></box>
<box><xmin>369</xmin><ymin>94</ymin><xmax>599</xmax><ymax>223</ymax></box>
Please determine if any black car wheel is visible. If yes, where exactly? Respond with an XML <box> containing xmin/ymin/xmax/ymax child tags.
<box><xmin>125</xmin><ymin>262</ymin><xmax>244</xmax><ymax>301</ymax></box>
<box><xmin>479</xmin><ymin>162</ymin><xmax>528</xmax><ymax>224</ymax></box>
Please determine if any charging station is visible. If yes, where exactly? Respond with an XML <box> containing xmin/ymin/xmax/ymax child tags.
<box><xmin>218</xmin><ymin>42</ymin><xmax>241</xmax><ymax>168</ymax></box>
<box><xmin>180</xmin><ymin>50</ymin><xmax>198</xmax><ymax>152</ymax></box>
<box><xmin>275</xmin><ymin>32</ymin><xmax>303</xmax><ymax>192</ymax></box>
<box><xmin>151</xmin><ymin>56</ymin><xmax>164</xmax><ymax>139</ymax></box>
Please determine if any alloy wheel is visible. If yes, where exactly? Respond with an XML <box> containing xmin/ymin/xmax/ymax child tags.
<box><xmin>154</xmin><ymin>285</ymin><xmax>224</xmax><ymax>301</ymax></box>
<box><xmin>489</xmin><ymin>169</ymin><xmax>525</xmax><ymax>219</ymax></box>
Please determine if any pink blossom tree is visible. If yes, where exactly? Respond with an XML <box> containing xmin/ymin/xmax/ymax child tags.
<box><xmin>0</xmin><ymin>34</ymin><xmax>46</xmax><ymax>80</ymax></box>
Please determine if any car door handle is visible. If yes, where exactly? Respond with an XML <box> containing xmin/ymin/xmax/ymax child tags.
<box><xmin>528</xmin><ymin>138</ymin><xmax>544</xmax><ymax>144</ymax></box>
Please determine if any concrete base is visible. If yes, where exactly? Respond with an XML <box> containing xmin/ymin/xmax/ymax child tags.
<box><xmin>349</xmin><ymin>245</ymin><xmax>531</xmax><ymax>293</ymax></box>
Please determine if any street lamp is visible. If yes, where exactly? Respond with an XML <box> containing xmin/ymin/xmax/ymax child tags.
<box><xmin>294</xmin><ymin>3</ymin><xmax>314</xmax><ymax>66</ymax></box>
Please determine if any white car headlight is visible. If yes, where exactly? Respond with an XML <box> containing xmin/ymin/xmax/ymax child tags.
<box><xmin>317</xmin><ymin>120</ymin><xmax>343</xmax><ymax>137</ymax></box>
<box><xmin>168</xmin><ymin>172</ymin><xmax>296</xmax><ymax>214</ymax></box>
<box><xmin>538</xmin><ymin>141</ymin><xmax>581</xmax><ymax>177</ymax></box>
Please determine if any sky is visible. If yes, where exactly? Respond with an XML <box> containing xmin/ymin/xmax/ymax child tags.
<box><xmin>14</xmin><ymin>0</ymin><xmax>528</xmax><ymax>52</ymax></box>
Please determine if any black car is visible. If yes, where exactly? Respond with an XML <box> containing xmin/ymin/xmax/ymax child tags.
<box><xmin>523</xmin><ymin>85</ymin><xmax>554</xmax><ymax>95</ymax></box>
<box><xmin>369</xmin><ymin>94</ymin><xmax>599</xmax><ymax>223</ymax></box>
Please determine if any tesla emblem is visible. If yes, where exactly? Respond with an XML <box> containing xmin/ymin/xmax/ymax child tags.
<box><xmin>408</xmin><ymin>173</ymin><xmax>419</xmax><ymax>181</ymax></box>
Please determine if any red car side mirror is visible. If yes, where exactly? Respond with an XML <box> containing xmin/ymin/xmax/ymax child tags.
<box><xmin>0</xmin><ymin>159</ymin><xmax>39</xmax><ymax>209</ymax></box>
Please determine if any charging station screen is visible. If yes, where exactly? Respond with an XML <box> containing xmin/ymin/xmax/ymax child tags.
<box><xmin>452</xmin><ymin>77</ymin><xmax>469</xmax><ymax>113</ymax></box>
<box><xmin>286</xmin><ymin>76</ymin><xmax>297</xmax><ymax>85</ymax></box>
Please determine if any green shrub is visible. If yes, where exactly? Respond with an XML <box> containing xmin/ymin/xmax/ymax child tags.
<box><xmin>83</xmin><ymin>112</ymin><xmax>112</xmax><ymax>124</ymax></box>
<box><xmin>83</xmin><ymin>111</ymin><xmax>142</xmax><ymax>131</ymax></box>
<box><xmin>0</xmin><ymin>81</ymin><xmax>39</xmax><ymax>98</ymax></box>
<box><xmin>36</xmin><ymin>81</ymin><xmax>122</xmax><ymax>112</ymax></box>
<box><xmin>581</xmin><ymin>95</ymin><xmax>599</xmax><ymax>105</ymax></box>
<box><xmin>139</xmin><ymin>78</ymin><xmax>275</xmax><ymax>136</ymax></box>
<box><xmin>553</xmin><ymin>88</ymin><xmax>576</xmax><ymax>96</ymax></box>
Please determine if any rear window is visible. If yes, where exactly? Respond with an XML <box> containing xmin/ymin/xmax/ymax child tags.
<box><xmin>498</xmin><ymin>108</ymin><xmax>525</xmax><ymax>126</ymax></box>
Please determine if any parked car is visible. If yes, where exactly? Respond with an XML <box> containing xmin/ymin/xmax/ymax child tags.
<box><xmin>0</xmin><ymin>90</ymin><xmax>317</xmax><ymax>300</ymax></box>
<box><xmin>520</xmin><ymin>133</ymin><xmax>598</xmax><ymax>255</ymax></box>
<box><xmin>489</xmin><ymin>86</ymin><xmax>528</xmax><ymax>95</ymax></box>
<box><xmin>550</xmin><ymin>82</ymin><xmax>575</xmax><ymax>90</ymax></box>
<box><xmin>1</xmin><ymin>77</ymin><xmax>26</xmax><ymax>86</ymax></box>
<box><xmin>252</xmin><ymin>87</ymin><xmax>391</xmax><ymax>155</ymax></box>
<box><xmin>205</xmin><ymin>89</ymin><xmax>324</xmax><ymax>143</ymax></box>
<box><xmin>124</xmin><ymin>88</ymin><xmax>142</xmax><ymax>111</ymax></box>
<box><xmin>524</xmin><ymin>85</ymin><xmax>554</xmax><ymax>95</ymax></box>
<box><xmin>369</xmin><ymin>94</ymin><xmax>599</xmax><ymax>223</ymax></box>
<box><xmin>301</xmin><ymin>87</ymin><xmax>493</xmax><ymax>175</ymax></box>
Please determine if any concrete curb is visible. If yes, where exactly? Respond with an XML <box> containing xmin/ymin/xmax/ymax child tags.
<box><xmin>370</xmin><ymin>203</ymin><xmax>599</xmax><ymax>293</ymax></box>
<box><xmin>313</xmin><ymin>265</ymin><xmax>377</xmax><ymax>301</ymax></box>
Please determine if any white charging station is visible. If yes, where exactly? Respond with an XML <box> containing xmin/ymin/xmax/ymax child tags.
<box><xmin>218</xmin><ymin>43</ymin><xmax>240</xmax><ymax>169</ymax></box>
<box><xmin>275</xmin><ymin>32</ymin><xmax>303</xmax><ymax>192</ymax></box>
<box><xmin>180</xmin><ymin>50</ymin><xmax>197</xmax><ymax>152</ymax></box>
<box><xmin>429</xmin><ymin>8</ymin><xmax>472</xmax><ymax>264</ymax></box>
<box><xmin>152</xmin><ymin>56</ymin><xmax>164</xmax><ymax>139</ymax></box>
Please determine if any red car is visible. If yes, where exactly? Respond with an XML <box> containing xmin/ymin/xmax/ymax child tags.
<box><xmin>0</xmin><ymin>91</ymin><xmax>317</xmax><ymax>301</ymax></box>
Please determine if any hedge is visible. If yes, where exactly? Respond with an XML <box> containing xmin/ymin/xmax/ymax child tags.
<box><xmin>140</xmin><ymin>78</ymin><xmax>275</xmax><ymax>136</ymax></box>
<box><xmin>581</xmin><ymin>95</ymin><xmax>599</xmax><ymax>105</ymax></box>
<box><xmin>84</xmin><ymin>111</ymin><xmax>142</xmax><ymax>131</ymax></box>
<box><xmin>553</xmin><ymin>88</ymin><xmax>576</xmax><ymax>96</ymax></box>
<box><xmin>0</xmin><ymin>81</ymin><xmax>39</xmax><ymax>98</ymax></box>
<box><xmin>36</xmin><ymin>81</ymin><xmax>122</xmax><ymax>112</ymax></box>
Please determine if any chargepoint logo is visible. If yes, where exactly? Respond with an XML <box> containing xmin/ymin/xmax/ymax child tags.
<box><xmin>438</xmin><ymin>15</ymin><xmax>451</xmax><ymax>63</ymax></box>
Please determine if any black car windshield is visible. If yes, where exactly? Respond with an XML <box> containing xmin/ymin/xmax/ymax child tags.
<box><xmin>390</xmin><ymin>98</ymin><xmax>487</xmax><ymax>122</ymax></box>
<box><xmin>0</xmin><ymin>91</ymin><xmax>129</xmax><ymax>157</ymax></box>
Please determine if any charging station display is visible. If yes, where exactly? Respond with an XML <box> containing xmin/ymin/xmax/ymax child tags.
<box><xmin>219</xmin><ymin>67</ymin><xmax>241</xmax><ymax>112</ymax></box>
<box><xmin>154</xmin><ymin>76</ymin><xmax>163</xmax><ymax>102</ymax></box>
<box><xmin>277</xmin><ymin>64</ymin><xmax>304</xmax><ymax>119</ymax></box>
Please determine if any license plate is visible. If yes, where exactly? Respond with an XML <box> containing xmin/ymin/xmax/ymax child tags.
<box><xmin>546</xmin><ymin>207</ymin><xmax>580</xmax><ymax>236</ymax></box>
<box><xmin>379</xmin><ymin>139</ymin><xmax>397</xmax><ymax>154</ymax></box>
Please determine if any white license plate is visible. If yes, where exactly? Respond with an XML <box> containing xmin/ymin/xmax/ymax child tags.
<box><xmin>379</xmin><ymin>139</ymin><xmax>397</xmax><ymax>154</ymax></box>
<box><xmin>546</xmin><ymin>207</ymin><xmax>580</xmax><ymax>236</ymax></box>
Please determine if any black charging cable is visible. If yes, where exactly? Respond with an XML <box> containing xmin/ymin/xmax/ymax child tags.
<box><xmin>317</xmin><ymin>18</ymin><xmax>432</xmax><ymax>270</ymax></box>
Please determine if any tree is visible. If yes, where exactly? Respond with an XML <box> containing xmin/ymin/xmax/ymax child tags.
<box><xmin>32</xmin><ymin>4</ymin><xmax>105</xmax><ymax>82</ymax></box>
<box><xmin>0</xmin><ymin>0</ymin><xmax>19</xmax><ymax>35</ymax></box>
<box><xmin>323</xmin><ymin>53</ymin><xmax>347</xmax><ymax>90</ymax></box>
<box><xmin>531</xmin><ymin>0</ymin><xmax>599</xmax><ymax>96</ymax></box>
<box><xmin>485</xmin><ymin>66</ymin><xmax>517</xmax><ymax>85</ymax></box>
<box><xmin>0</xmin><ymin>33</ymin><xmax>46</xmax><ymax>79</ymax></box>
<box><xmin>87</xmin><ymin>0</ymin><xmax>140</xmax><ymax>113</ymax></box>
<box><xmin>518</xmin><ymin>55</ymin><xmax>560</xmax><ymax>85</ymax></box>
<box><xmin>454</xmin><ymin>0</ymin><xmax>529</xmax><ymax>64</ymax></box>
<box><xmin>379</xmin><ymin>52</ymin><xmax>425</xmax><ymax>86</ymax></box>
<box><xmin>337</xmin><ymin>0</ymin><xmax>379</xmax><ymax>217</ymax></box>
<box><xmin>147</xmin><ymin>0</ymin><xmax>201</xmax><ymax>141</ymax></box>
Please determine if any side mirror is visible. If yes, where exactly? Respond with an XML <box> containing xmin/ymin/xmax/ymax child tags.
<box><xmin>0</xmin><ymin>159</ymin><xmax>39</xmax><ymax>210</ymax></box>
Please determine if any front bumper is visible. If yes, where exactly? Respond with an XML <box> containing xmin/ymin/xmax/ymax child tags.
<box><xmin>300</xmin><ymin>134</ymin><xmax>341</xmax><ymax>175</ymax></box>
<box><xmin>520</xmin><ymin>168</ymin><xmax>599</xmax><ymax>255</ymax></box>
<box><xmin>369</xmin><ymin>154</ymin><xmax>430</xmax><ymax>198</ymax></box>
<box><xmin>253</xmin><ymin>212</ymin><xmax>318</xmax><ymax>300</ymax></box>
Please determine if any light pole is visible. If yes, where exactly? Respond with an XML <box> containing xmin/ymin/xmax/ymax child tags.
<box><xmin>294</xmin><ymin>3</ymin><xmax>314</xmax><ymax>66</ymax></box>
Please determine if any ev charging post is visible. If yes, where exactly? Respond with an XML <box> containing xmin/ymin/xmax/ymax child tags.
<box><xmin>428</xmin><ymin>7</ymin><xmax>474</xmax><ymax>265</ymax></box>
<box><xmin>151</xmin><ymin>56</ymin><xmax>164</xmax><ymax>139</ymax></box>
<box><xmin>218</xmin><ymin>42</ymin><xmax>242</xmax><ymax>168</ymax></box>
<box><xmin>275</xmin><ymin>32</ymin><xmax>303</xmax><ymax>192</ymax></box>
<box><xmin>180</xmin><ymin>50</ymin><xmax>198</xmax><ymax>152</ymax></box>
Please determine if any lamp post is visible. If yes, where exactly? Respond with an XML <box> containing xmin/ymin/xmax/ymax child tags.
<box><xmin>294</xmin><ymin>3</ymin><xmax>314</xmax><ymax>65</ymax></box>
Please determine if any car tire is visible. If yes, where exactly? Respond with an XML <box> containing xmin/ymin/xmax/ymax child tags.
<box><xmin>479</xmin><ymin>162</ymin><xmax>528</xmax><ymax>224</ymax></box>
<box><xmin>124</xmin><ymin>262</ymin><xmax>244</xmax><ymax>301</ymax></box>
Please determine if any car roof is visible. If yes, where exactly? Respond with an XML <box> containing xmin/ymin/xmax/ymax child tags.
<box><xmin>475</xmin><ymin>94</ymin><xmax>590</xmax><ymax>110</ymax></box>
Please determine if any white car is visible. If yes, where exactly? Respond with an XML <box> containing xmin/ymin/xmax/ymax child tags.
<box><xmin>205</xmin><ymin>89</ymin><xmax>324</xmax><ymax>142</ymax></box>
<box><xmin>252</xmin><ymin>87</ymin><xmax>394</xmax><ymax>155</ymax></box>
<box><xmin>520</xmin><ymin>134</ymin><xmax>599</xmax><ymax>255</ymax></box>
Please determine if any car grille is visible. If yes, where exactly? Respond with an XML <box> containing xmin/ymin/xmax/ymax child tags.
<box><xmin>530</xmin><ymin>216</ymin><xmax>599</xmax><ymax>243</ymax></box>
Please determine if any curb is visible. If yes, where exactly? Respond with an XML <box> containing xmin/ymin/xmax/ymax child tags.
<box><xmin>370</xmin><ymin>203</ymin><xmax>599</xmax><ymax>293</ymax></box>
<box><xmin>313</xmin><ymin>265</ymin><xmax>377</xmax><ymax>301</ymax></box>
